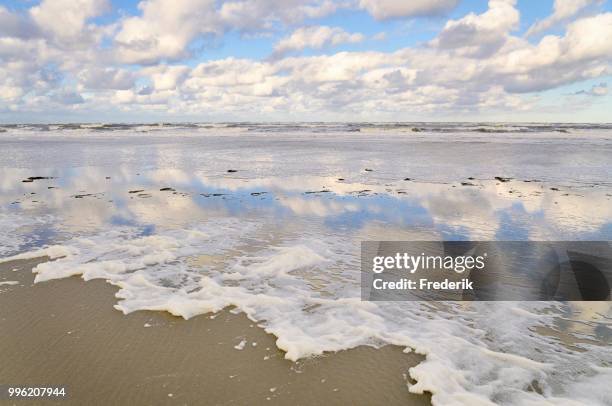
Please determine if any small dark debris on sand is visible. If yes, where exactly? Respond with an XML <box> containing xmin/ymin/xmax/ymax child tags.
<box><xmin>550</xmin><ymin>187</ymin><xmax>560</xmax><ymax>191</ymax></box>
<box><xmin>74</xmin><ymin>194</ymin><xmax>94</xmax><ymax>199</ymax></box>
<box><xmin>364</xmin><ymin>168</ymin><xmax>373</xmax><ymax>172</ymax></box>
<box><xmin>467</xmin><ymin>177</ymin><xmax>475</xmax><ymax>180</ymax></box>
<box><xmin>494</xmin><ymin>176</ymin><xmax>512</xmax><ymax>183</ymax></box>
<box><xmin>201</xmin><ymin>193</ymin><xmax>225</xmax><ymax>197</ymax></box>
<box><xmin>337</xmin><ymin>178</ymin><xmax>345</xmax><ymax>181</ymax></box>
<box><xmin>160</xmin><ymin>187</ymin><xmax>175</xmax><ymax>192</ymax></box>
<box><xmin>105</xmin><ymin>176</ymin><xmax>111</xmax><ymax>180</ymax></box>
<box><xmin>461</xmin><ymin>182</ymin><xmax>476</xmax><ymax>186</ymax></box>
<box><xmin>403</xmin><ymin>178</ymin><xmax>411</xmax><ymax>181</ymax></box>
<box><xmin>250</xmin><ymin>192</ymin><xmax>267</xmax><ymax>196</ymax></box>
<box><xmin>304</xmin><ymin>190</ymin><xmax>331</xmax><ymax>194</ymax></box>
<box><xmin>47</xmin><ymin>186</ymin><xmax>55</xmax><ymax>189</ymax></box>
<box><xmin>128</xmin><ymin>190</ymin><xmax>144</xmax><ymax>194</ymax></box>
<box><xmin>227</xmin><ymin>169</ymin><xmax>238</xmax><ymax>173</ymax></box>
<box><xmin>22</xmin><ymin>176</ymin><xmax>54</xmax><ymax>183</ymax></box>
<box><xmin>137</xmin><ymin>193</ymin><xmax>152</xmax><ymax>198</ymax></box>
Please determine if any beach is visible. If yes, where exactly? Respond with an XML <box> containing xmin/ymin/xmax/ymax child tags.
<box><xmin>0</xmin><ymin>257</ymin><xmax>428</xmax><ymax>405</ymax></box>
<box><xmin>0</xmin><ymin>123</ymin><xmax>611</xmax><ymax>405</ymax></box>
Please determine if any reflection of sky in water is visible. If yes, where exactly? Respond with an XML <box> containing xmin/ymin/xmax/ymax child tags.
<box><xmin>1</xmin><ymin>129</ymin><xmax>611</xmax><ymax>252</ymax></box>
<box><xmin>4</xmin><ymin>164</ymin><xmax>609</xmax><ymax>344</ymax></box>
<box><xmin>322</xmin><ymin>195</ymin><xmax>433</xmax><ymax>231</ymax></box>
<box><xmin>2</xmin><ymin>163</ymin><xmax>612</xmax><ymax>253</ymax></box>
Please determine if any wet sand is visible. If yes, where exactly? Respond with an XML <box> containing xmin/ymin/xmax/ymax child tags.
<box><xmin>0</xmin><ymin>258</ymin><xmax>430</xmax><ymax>406</ymax></box>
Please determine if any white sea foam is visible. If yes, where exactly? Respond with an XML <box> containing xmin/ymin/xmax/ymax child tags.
<box><xmin>0</xmin><ymin>281</ymin><xmax>19</xmax><ymax>286</ymax></box>
<box><xmin>0</xmin><ymin>212</ymin><xmax>55</xmax><ymax>257</ymax></box>
<box><xmin>1</xmin><ymin>216</ymin><xmax>610</xmax><ymax>405</ymax></box>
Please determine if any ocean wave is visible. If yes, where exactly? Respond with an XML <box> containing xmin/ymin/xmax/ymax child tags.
<box><xmin>2</xmin><ymin>122</ymin><xmax>612</xmax><ymax>135</ymax></box>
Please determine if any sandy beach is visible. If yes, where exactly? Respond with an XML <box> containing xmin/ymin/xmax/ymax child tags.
<box><xmin>0</xmin><ymin>257</ymin><xmax>429</xmax><ymax>405</ymax></box>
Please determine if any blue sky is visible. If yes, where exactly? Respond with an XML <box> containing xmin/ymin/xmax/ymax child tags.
<box><xmin>0</xmin><ymin>0</ymin><xmax>611</xmax><ymax>122</ymax></box>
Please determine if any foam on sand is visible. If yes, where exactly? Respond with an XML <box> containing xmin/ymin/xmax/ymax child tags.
<box><xmin>1</xmin><ymin>218</ymin><xmax>610</xmax><ymax>405</ymax></box>
<box><xmin>0</xmin><ymin>281</ymin><xmax>19</xmax><ymax>286</ymax></box>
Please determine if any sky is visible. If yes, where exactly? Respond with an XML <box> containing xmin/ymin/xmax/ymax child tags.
<box><xmin>0</xmin><ymin>0</ymin><xmax>611</xmax><ymax>123</ymax></box>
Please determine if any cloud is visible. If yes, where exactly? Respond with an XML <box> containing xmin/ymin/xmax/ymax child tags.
<box><xmin>358</xmin><ymin>0</ymin><xmax>459</xmax><ymax>20</ymax></box>
<box><xmin>494</xmin><ymin>13</ymin><xmax>612</xmax><ymax>93</ymax></box>
<box><xmin>53</xmin><ymin>89</ymin><xmax>85</xmax><ymax>105</ymax></box>
<box><xmin>272</xmin><ymin>26</ymin><xmax>364</xmax><ymax>57</ymax></box>
<box><xmin>143</xmin><ymin>65</ymin><xmax>190</xmax><ymax>91</ymax></box>
<box><xmin>113</xmin><ymin>0</ymin><xmax>344</xmax><ymax>65</ymax></box>
<box><xmin>137</xmin><ymin>86</ymin><xmax>154</xmax><ymax>96</ymax></box>
<box><xmin>156</xmin><ymin>12</ymin><xmax>611</xmax><ymax>117</ymax></box>
<box><xmin>526</xmin><ymin>0</ymin><xmax>601</xmax><ymax>37</ymax></box>
<box><xmin>432</xmin><ymin>0</ymin><xmax>519</xmax><ymax>57</ymax></box>
<box><xmin>589</xmin><ymin>82</ymin><xmax>608</xmax><ymax>96</ymax></box>
<box><xmin>77</xmin><ymin>67</ymin><xmax>136</xmax><ymax>90</ymax></box>
<box><xmin>218</xmin><ymin>0</ymin><xmax>341</xmax><ymax>30</ymax></box>
<box><xmin>0</xmin><ymin>6</ymin><xmax>40</xmax><ymax>39</ymax></box>
<box><xmin>572</xmin><ymin>82</ymin><xmax>608</xmax><ymax>96</ymax></box>
<box><xmin>1</xmin><ymin>1</ymin><xmax>611</xmax><ymax>121</ymax></box>
<box><xmin>30</xmin><ymin>0</ymin><xmax>109</xmax><ymax>44</ymax></box>
<box><xmin>114</xmin><ymin>0</ymin><xmax>220</xmax><ymax>65</ymax></box>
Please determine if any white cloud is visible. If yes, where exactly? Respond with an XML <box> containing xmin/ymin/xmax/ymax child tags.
<box><xmin>219</xmin><ymin>0</ymin><xmax>341</xmax><ymax>30</ymax></box>
<box><xmin>77</xmin><ymin>67</ymin><xmax>136</xmax><ymax>90</ymax></box>
<box><xmin>114</xmin><ymin>0</ymin><xmax>220</xmax><ymax>65</ymax></box>
<box><xmin>432</xmin><ymin>0</ymin><xmax>519</xmax><ymax>57</ymax></box>
<box><xmin>143</xmin><ymin>65</ymin><xmax>190</xmax><ymax>91</ymax></box>
<box><xmin>590</xmin><ymin>82</ymin><xmax>608</xmax><ymax>96</ymax></box>
<box><xmin>0</xmin><ymin>6</ymin><xmax>40</xmax><ymax>39</ymax></box>
<box><xmin>53</xmin><ymin>89</ymin><xmax>85</xmax><ymax>105</ymax></box>
<box><xmin>30</xmin><ymin>0</ymin><xmax>109</xmax><ymax>44</ymax></box>
<box><xmin>113</xmin><ymin>0</ymin><xmax>344</xmax><ymax>64</ymax></box>
<box><xmin>358</xmin><ymin>0</ymin><xmax>459</xmax><ymax>20</ymax></box>
<box><xmin>1</xmin><ymin>1</ymin><xmax>611</xmax><ymax>121</ymax></box>
<box><xmin>572</xmin><ymin>82</ymin><xmax>608</xmax><ymax>96</ymax></box>
<box><xmin>493</xmin><ymin>13</ymin><xmax>612</xmax><ymax>92</ymax></box>
<box><xmin>526</xmin><ymin>0</ymin><xmax>601</xmax><ymax>37</ymax></box>
<box><xmin>273</xmin><ymin>26</ymin><xmax>364</xmax><ymax>57</ymax></box>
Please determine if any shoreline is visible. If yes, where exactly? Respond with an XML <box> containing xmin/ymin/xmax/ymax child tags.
<box><xmin>0</xmin><ymin>257</ymin><xmax>430</xmax><ymax>405</ymax></box>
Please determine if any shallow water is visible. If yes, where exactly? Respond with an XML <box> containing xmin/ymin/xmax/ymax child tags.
<box><xmin>1</xmin><ymin>125</ymin><xmax>611</xmax><ymax>405</ymax></box>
